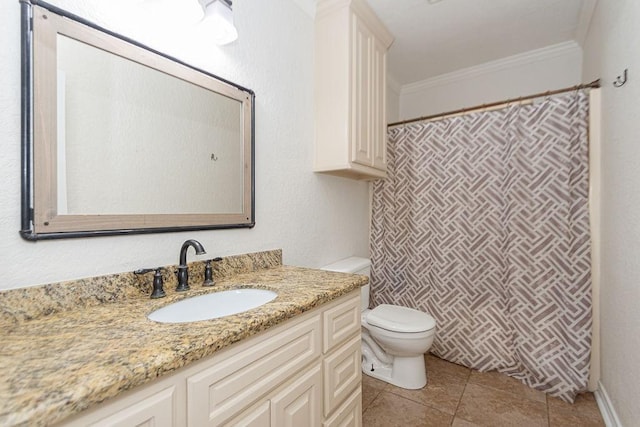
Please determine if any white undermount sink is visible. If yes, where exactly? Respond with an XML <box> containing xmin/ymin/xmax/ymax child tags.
<box><xmin>148</xmin><ymin>288</ymin><xmax>278</xmax><ymax>324</ymax></box>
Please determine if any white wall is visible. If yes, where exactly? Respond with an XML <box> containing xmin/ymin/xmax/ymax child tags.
<box><xmin>0</xmin><ymin>0</ymin><xmax>371</xmax><ymax>291</ymax></box>
<box><xmin>386</xmin><ymin>77</ymin><xmax>401</xmax><ymax>124</ymax></box>
<box><xmin>582</xmin><ymin>0</ymin><xmax>640</xmax><ymax>424</ymax></box>
<box><xmin>399</xmin><ymin>41</ymin><xmax>583</xmax><ymax>121</ymax></box>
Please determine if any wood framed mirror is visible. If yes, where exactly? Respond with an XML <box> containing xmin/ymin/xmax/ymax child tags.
<box><xmin>20</xmin><ymin>0</ymin><xmax>255</xmax><ymax>240</ymax></box>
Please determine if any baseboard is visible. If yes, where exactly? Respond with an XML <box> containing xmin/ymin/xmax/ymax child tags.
<box><xmin>594</xmin><ymin>381</ymin><xmax>623</xmax><ymax>427</ymax></box>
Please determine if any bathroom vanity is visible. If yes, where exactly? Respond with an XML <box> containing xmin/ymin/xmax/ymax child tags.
<box><xmin>0</xmin><ymin>250</ymin><xmax>366</xmax><ymax>426</ymax></box>
<box><xmin>61</xmin><ymin>292</ymin><xmax>361</xmax><ymax>427</ymax></box>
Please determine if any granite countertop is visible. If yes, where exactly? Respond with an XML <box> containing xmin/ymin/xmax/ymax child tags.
<box><xmin>0</xmin><ymin>250</ymin><xmax>367</xmax><ymax>427</ymax></box>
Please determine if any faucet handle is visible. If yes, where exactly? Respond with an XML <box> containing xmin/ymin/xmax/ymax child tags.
<box><xmin>203</xmin><ymin>257</ymin><xmax>223</xmax><ymax>287</ymax></box>
<box><xmin>134</xmin><ymin>267</ymin><xmax>166</xmax><ymax>299</ymax></box>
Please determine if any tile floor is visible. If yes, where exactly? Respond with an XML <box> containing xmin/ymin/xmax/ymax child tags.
<box><xmin>362</xmin><ymin>354</ymin><xmax>605</xmax><ymax>427</ymax></box>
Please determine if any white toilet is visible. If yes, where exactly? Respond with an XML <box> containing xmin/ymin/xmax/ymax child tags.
<box><xmin>322</xmin><ymin>257</ymin><xmax>436</xmax><ymax>389</ymax></box>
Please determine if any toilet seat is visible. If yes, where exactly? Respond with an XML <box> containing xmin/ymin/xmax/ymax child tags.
<box><xmin>366</xmin><ymin>304</ymin><xmax>436</xmax><ymax>333</ymax></box>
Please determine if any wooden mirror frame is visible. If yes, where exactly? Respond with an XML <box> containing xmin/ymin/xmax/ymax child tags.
<box><xmin>20</xmin><ymin>0</ymin><xmax>255</xmax><ymax>240</ymax></box>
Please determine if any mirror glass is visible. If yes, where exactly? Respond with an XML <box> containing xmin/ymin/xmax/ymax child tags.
<box><xmin>22</xmin><ymin>3</ymin><xmax>255</xmax><ymax>239</ymax></box>
<box><xmin>57</xmin><ymin>35</ymin><xmax>244</xmax><ymax>216</ymax></box>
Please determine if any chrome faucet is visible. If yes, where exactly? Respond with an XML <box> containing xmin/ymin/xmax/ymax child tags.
<box><xmin>176</xmin><ymin>239</ymin><xmax>206</xmax><ymax>291</ymax></box>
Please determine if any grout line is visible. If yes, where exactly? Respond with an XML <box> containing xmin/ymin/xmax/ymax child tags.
<box><xmin>361</xmin><ymin>377</ymin><xmax>387</xmax><ymax>413</ymax></box>
<box><xmin>451</xmin><ymin>368</ymin><xmax>471</xmax><ymax>424</ymax></box>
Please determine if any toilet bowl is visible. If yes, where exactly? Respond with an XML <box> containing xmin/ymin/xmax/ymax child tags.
<box><xmin>321</xmin><ymin>257</ymin><xmax>436</xmax><ymax>389</ymax></box>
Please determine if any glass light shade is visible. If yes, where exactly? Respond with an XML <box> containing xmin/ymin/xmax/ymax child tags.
<box><xmin>200</xmin><ymin>0</ymin><xmax>238</xmax><ymax>45</ymax></box>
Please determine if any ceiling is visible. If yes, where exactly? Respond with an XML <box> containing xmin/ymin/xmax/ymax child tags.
<box><xmin>366</xmin><ymin>0</ymin><xmax>596</xmax><ymax>86</ymax></box>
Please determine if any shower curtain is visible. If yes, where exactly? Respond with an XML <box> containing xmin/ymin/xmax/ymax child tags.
<box><xmin>370</xmin><ymin>91</ymin><xmax>592</xmax><ymax>401</ymax></box>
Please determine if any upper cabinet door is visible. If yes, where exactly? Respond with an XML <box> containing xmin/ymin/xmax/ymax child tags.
<box><xmin>371</xmin><ymin>37</ymin><xmax>388</xmax><ymax>171</ymax></box>
<box><xmin>351</xmin><ymin>14</ymin><xmax>373</xmax><ymax>168</ymax></box>
<box><xmin>314</xmin><ymin>0</ymin><xmax>394</xmax><ymax>181</ymax></box>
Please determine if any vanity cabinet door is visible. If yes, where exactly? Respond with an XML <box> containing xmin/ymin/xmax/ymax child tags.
<box><xmin>187</xmin><ymin>315</ymin><xmax>321</xmax><ymax>426</ymax></box>
<box><xmin>271</xmin><ymin>364</ymin><xmax>322</xmax><ymax>426</ymax></box>
<box><xmin>222</xmin><ymin>364</ymin><xmax>323</xmax><ymax>427</ymax></box>
<box><xmin>323</xmin><ymin>293</ymin><xmax>360</xmax><ymax>353</ymax></box>
<box><xmin>91</xmin><ymin>387</ymin><xmax>176</xmax><ymax>427</ymax></box>
<box><xmin>222</xmin><ymin>400</ymin><xmax>271</xmax><ymax>427</ymax></box>
<box><xmin>321</xmin><ymin>292</ymin><xmax>362</xmax><ymax>424</ymax></box>
<box><xmin>323</xmin><ymin>387</ymin><xmax>362</xmax><ymax>427</ymax></box>
<box><xmin>323</xmin><ymin>335</ymin><xmax>362</xmax><ymax>417</ymax></box>
<box><xmin>60</xmin><ymin>386</ymin><xmax>178</xmax><ymax>427</ymax></box>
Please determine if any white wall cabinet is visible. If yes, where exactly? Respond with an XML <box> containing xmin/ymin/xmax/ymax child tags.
<box><xmin>58</xmin><ymin>291</ymin><xmax>361</xmax><ymax>427</ymax></box>
<box><xmin>314</xmin><ymin>0</ymin><xmax>394</xmax><ymax>180</ymax></box>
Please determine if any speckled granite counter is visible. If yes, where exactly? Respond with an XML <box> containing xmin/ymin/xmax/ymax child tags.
<box><xmin>0</xmin><ymin>250</ymin><xmax>367</xmax><ymax>427</ymax></box>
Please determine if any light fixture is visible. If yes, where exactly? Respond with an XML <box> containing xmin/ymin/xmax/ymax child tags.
<box><xmin>197</xmin><ymin>0</ymin><xmax>238</xmax><ymax>45</ymax></box>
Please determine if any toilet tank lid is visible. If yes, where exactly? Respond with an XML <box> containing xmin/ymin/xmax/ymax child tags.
<box><xmin>321</xmin><ymin>257</ymin><xmax>370</xmax><ymax>274</ymax></box>
<box><xmin>367</xmin><ymin>304</ymin><xmax>436</xmax><ymax>333</ymax></box>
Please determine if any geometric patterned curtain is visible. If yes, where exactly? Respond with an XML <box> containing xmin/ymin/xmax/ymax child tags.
<box><xmin>370</xmin><ymin>90</ymin><xmax>592</xmax><ymax>402</ymax></box>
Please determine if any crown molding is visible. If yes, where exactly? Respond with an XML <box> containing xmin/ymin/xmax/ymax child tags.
<box><xmin>316</xmin><ymin>0</ymin><xmax>350</xmax><ymax>18</ymax></box>
<box><xmin>349</xmin><ymin>0</ymin><xmax>393</xmax><ymax>48</ymax></box>
<box><xmin>401</xmin><ymin>41</ymin><xmax>582</xmax><ymax>95</ymax></box>
<box><xmin>315</xmin><ymin>0</ymin><xmax>393</xmax><ymax>47</ymax></box>
<box><xmin>291</xmin><ymin>0</ymin><xmax>316</xmax><ymax>18</ymax></box>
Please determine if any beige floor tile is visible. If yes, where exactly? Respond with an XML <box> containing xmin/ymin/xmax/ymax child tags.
<box><xmin>468</xmin><ymin>370</ymin><xmax>546</xmax><ymax>403</ymax></box>
<box><xmin>426</xmin><ymin>354</ymin><xmax>472</xmax><ymax>380</ymax></box>
<box><xmin>362</xmin><ymin>391</ymin><xmax>453</xmax><ymax>427</ymax></box>
<box><xmin>362</xmin><ymin>384</ymin><xmax>381</xmax><ymax>413</ymax></box>
<box><xmin>456</xmin><ymin>383</ymin><xmax>548</xmax><ymax>427</ymax></box>
<box><xmin>362</xmin><ymin>373</ymin><xmax>389</xmax><ymax>411</ymax></box>
<box><xmin>452</xmin><ymin>418</ymin><xmax>482</xmax><ymax>427</ymax></box>
<box><xmin>386</xmin><ymin>369</ymin><xmax>467</xmax><ymax>415</ymax></box>
<box><xmin>362</xmin><ymin>372</ymin><xmax>389</xmax><ymax>391</ymax></box>
<box><xmin>548</xmin><ymin>393</ymin><xmax>605</xmax><ymax>427</ymax></box>
<box><xmin>360</xmin><ymin>358</ymin><xmax>607</xmax><ymax>427</ymax></box>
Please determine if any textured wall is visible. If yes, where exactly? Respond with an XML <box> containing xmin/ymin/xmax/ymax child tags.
<box><xmin>0</xmin><ymin>0</ymin><xmax>370</xmax><ymax>290</ymax></box>
<box><xmin>386</xmin><ymin>80</ymin><xmax>400</xmax><ymax>123</ymax></box>
<box><xmin>399</xmin><ymin>42</ymin><xmax>583</xmax><ymax>121</ymax></box>
<box><xmin>582</xmin><ymin>0</ymin><xmax>640</xmax><ymax>424</ymax></box>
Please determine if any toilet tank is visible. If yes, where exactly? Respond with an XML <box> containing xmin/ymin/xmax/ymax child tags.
<box><xmin>320</xmin><ymin>257</ymin><xmax>371</xmax><ymax>311</ymax></box>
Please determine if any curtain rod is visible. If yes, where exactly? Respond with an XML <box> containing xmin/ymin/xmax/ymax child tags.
<box><xmin>388</xmin><ymin>79</ymin><xmax>601</xmax><ymax>128</ymax></box>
